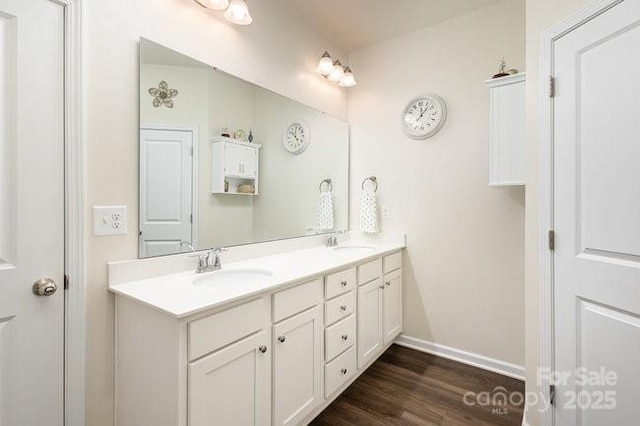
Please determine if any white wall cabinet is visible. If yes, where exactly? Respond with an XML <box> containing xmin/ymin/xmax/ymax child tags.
<box><xmin>485</xmin><ymin>73</ymin><xmax>526</xmax><ymax>186</ymax></box>
<box><xmin>115</xmin><ymin>250</ymin><xmax>403</xmax><ymax>426</ymax></box>
<box><xmin>188</xmin><ymin>329</ymin><xmax>271</xmax><ymax>426</ymax></box>
<box><xmin>211</xmin><ymin>137</ymin><xmax>261</xmax><ymax>194</ymax></box>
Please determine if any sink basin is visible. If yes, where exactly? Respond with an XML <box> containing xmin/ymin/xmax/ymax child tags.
<box><xmin>192</xmin><ymin>268</ymin><xmax>273</xmax><ymax>288</ymax></box>
<box><xmin>332</xmin><ymin>245</ymin><xmax>375</xmax><ymax>254</ymax></box>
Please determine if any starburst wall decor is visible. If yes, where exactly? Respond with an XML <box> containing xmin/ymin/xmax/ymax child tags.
<box><xmin>148</xmin><ymin>81</ymin><xmax>179</xmax><ymax>108</ymax></box>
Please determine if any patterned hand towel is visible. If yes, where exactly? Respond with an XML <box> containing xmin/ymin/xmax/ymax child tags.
<box><xmin>359</xmin><ymin>188</ymin><xmax>378</xmax><ymax>233</ymax></box>
<box><xmin>317</xmin><ymin>191</ymin><xmax>335</xmax><ymax>232</ymax></box>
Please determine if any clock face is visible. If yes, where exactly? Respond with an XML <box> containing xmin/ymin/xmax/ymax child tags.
<box><xmin>283</xmin><ymin>121</ymin><xmax>310</xmax><ymax>154</ymax></box>
<box><xmin>401</xmin><ymin>94</ymin><xmax>447</xmax><ymax>139</ymax></box>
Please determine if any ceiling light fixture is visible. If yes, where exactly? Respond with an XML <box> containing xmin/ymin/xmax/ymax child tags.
<box><xmin>316</xmin><ymin>52</ymin><xmax>357</xmax><ymax>88</ymax></box>
<box><xmin>192</xmin><ymin>0</ymin><xmax>252</xmax><ymax>26</ymax></box>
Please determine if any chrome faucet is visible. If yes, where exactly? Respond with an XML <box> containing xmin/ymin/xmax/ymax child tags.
<box><xmin>190</xmin><ymin>247</ymin><xmax>228</xmax><ymax>274</ymax></box>
<box><xmin>326</xmin><ymin>230</ymin><xmax>346</xmax><ymax>247</ymax></box>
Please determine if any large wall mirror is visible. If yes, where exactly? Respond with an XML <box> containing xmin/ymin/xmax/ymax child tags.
<box><xmin>138</xmin><ymin>39</ymin><xmax>349</xmax><ymax>258</ymax></box>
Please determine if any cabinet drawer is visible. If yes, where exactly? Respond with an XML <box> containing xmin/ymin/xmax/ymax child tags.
<box><xmin>189</xmin><ymin>297</ymin><xmax>269</xmax><ymax>361</ymax></box>
<box><xmin>273</xmin><ymin>279</ymin><xmax>322</xmax><ymax>323</ymax></box>
<box><xmin>325</xmin><ymin>346</ymin><xmax>356</xmax><ymax>398</ymax></box>
<box><xmin>383</xmin><ymin>251</ymin><xmax>402</xmax><ymax>273</ymax></box>
<box><xmin>325</xmin><ymin>314</ymin><xmax>356</xmax><ymax>362</ymax></box>
<box><xmin>357</xmin><ymin>258</ymin><xmax>382</xmax><ymax>285</ymax></box>
<box><xmin>325</xmin><ymin>267</ymin><xmax>356</xmax><ymax>299</ymax></box>
<box><xmin>325</xmin><ymin>291</ymin><xmax>355</xmax><ymax>326</ymax></box>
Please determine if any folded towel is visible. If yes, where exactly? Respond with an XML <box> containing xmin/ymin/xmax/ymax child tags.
<box><xmin>317</xmin><ymin>191</ymin><xmax>335</xmax><ymax>231</ymax></box>
<box><xmin>359</xmin><ymin>188</ymin><xmax>378</xmax><ymax>233</ymax></box>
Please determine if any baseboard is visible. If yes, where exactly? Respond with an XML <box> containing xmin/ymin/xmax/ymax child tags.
<box><xmin>394</xmin><ymin>334</ymin><xmax>525</xmax><ymax>381</ymax></box>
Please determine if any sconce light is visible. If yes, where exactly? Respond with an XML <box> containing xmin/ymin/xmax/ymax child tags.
<box><xmin>316</xmin><ymin>52</ymin><xmax>357</xmax><ymax>88</ymax></box>
<box><xmin>193</xmin><ymin>0</ymin><xmax>252</xmax><ymax>26</ymax></box>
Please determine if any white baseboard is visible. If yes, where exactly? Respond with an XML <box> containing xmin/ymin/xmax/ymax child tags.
<box><xmin>394</xmin><ymin>334</ymin><xmax>525</xmax><ymax>381</ymax></box>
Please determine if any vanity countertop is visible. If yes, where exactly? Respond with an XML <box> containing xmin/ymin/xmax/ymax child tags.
<box><xmin>109</xmin><ymin>242</ymin><xmax>405</xmax><ymax>319</ymax></box>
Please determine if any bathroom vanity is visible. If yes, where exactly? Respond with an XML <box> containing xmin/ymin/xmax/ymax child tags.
<box><xmin>110</xmin><ymin>238</ymin><xmax>404</xmax><ymax>426</ymax></box>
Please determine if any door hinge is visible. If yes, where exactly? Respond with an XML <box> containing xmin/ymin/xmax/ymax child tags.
<box><xmin>549</xmin><ymin>77</ymin><xmax>555</xmax><ymax>97</ymax></box>
<box><xmin>548</xmin><ymin>230</ymin><xmax>555</xmax><ymax>250</ymax></box>
<box><xmin>550</xmin><ymin>384</ymin><xmax>556</xmax><ymax>406</ymax></box>
<box><xmin>64</xmin><ymin>274</ymin><xmax>69</xmax><ymax>290</ymax></box>
<box><xmin>190</xmin><ymin>146</ymin><xmax>194</xmax><ymax>157</ymax></box>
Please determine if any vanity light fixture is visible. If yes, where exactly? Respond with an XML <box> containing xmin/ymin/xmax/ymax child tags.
<box><xmin>316</xmin><ymin>52</ymin><xmax>357</xmax><ymax>88</ymax></box>
<box><xmin>192</xmin><ymin>0</ymin><xmax>252</xmax><ymax>26</ymax></box>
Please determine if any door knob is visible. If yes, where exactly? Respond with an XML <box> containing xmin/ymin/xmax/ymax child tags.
<box><xmin>32</xmin><ymin>278</ymin><xmax>57</xmax><ymax>296</ymax></box>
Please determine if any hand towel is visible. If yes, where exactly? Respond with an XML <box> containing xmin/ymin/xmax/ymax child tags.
<box><xmin>359</xmin><ymin>188</ymin><xmax>378</xmax><ymax>233</ymax></box>
<box><xmin>317</xmin><ymin>191</ymin><xmax>335</xmax><ymax>231</ymax></box>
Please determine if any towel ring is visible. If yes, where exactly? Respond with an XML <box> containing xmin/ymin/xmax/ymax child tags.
<box><xmin>361</xmin><ymin>176</ymin><xmax>378</xmax><ymax>192</ymax></box>
<box><xmin>319</xmin><ymin>178</ymin><xmax>333</xmax><ymax>193</ymax></box>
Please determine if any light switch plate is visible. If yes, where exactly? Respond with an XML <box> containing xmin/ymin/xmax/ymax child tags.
<box><xmin>93</xmin><ymin>206</ymin><xmax>128</xmax><ymax>236</ymax></box>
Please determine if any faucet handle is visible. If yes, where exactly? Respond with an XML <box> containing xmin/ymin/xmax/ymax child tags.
<box><xmin>213</xmin><ymin>247</ymin><xmax>229</xmax><ymax>254</ymax></box>
<box><xmin>188</xmin><ymin>252</ymin><xmax>209</xmax><ymax>273</ymax></box>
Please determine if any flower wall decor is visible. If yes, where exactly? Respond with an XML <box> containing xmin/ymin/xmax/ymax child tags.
<box><xmin>149</xmin><ymin>81</ymin><xmax>179</xmax><ymax>108</ymax></box>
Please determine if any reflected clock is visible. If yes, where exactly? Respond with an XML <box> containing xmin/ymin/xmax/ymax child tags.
<box><xmin>283</xmin><ymin>120</ymin><xmax>310</xmax><ymax>154</ymax></box>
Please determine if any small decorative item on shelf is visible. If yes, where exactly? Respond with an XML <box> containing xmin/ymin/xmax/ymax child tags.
<box><xmin>221</xmin><ymin>126</ymin><xmax>231</xmax><ymax>138</ymax></box>
<box><xmin>248</xmin><ymin>129</ymin><xmax>254</xmax><ymax>143</ymax></box>
<box><xmin>148</xmin><ymin>80</ymin><xmax>179</xmax><ymax>108</ymax></box>
<box><xmin>234</xmin><ymin>129</ymin><xmax>247</xmax><ymax>141</ymax></box>
<box><xmin>237</xmin><ymin>183</ymin><xmax>255</xmax><ymax>194</ymax></box>
<box><xmin>492</xmin><ymin>58</ymin><xmax>512</xmax><ymax>79</ymax></box>
<box><xmin>224</xmin><ymin>180</ymin><xmax>229</xmax><ymax>193</ymax></box>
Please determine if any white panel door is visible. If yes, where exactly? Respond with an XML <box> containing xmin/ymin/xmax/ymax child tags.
<box><xmin>188</xmin><ymin>329</ymin><xmax>271</xmax><ymax>426</ymax></box>
<box><xmin>273</xmin><ymin>306</ymin><xmax>323</xmax><ymax>426</ymax></box>
<box><xmin>357</xmin><ymin>278</ymin><xmax>383</xmax><ymax>368</ymax></box>
<box><xmin>139</xmin><ymin>128</ymin><xmax>193</xmax><ymax>257</ymax></box>
<box><xmin>0</xmin><ymin>0</ymin><xmax>64</xmax><ymax>425</ymax></box>
<box><xmin>383</xmin><ymin>269</ymin><xmax>402</xmax><ymax>345</ymax></box>
<box><xmin>553</xmin><ymin>1</ymin><xmax>640</xmax><ymax>424</ymax></box>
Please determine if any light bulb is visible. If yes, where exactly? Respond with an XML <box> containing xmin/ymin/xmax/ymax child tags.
<box><xmin>194</xmin><ymin>0</ymin><xmax>229</xmax><ymax>10</ymax></box>
<box><xmin>316</xmin><ymin>52</ymin><xmax>334</xmax><ymax>76</ymax></box>
<box><xmin>339</xmin><ymin>66</ymin><xmax>357</xmax><ymax>87</ymax></box>
<box><xmin>327</xmin><ymin>60</ymin><xmax>344</xmax><ymax>82</ymax></box>
<box><xmin>224</xmin><ymin>0</ymin><xmax>252</xmax><ymax>25</ymax></box>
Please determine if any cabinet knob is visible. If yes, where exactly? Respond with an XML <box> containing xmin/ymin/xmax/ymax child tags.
<box><xmin>385</xmin><ymin>281</ymin><xmax>391</xmax><ymax>287</ymax></box>
<box><xmin>277</xmin><ymin>336</ymin><xmax>286</xmax><ymax>343</ymax></box>
<box><xmin>258</xmin><ymin>345</ymin><xmax>267</xmax><ymax>353</ymax></box>
<box><xmin>340</xmin><ymin>280</ymin><xmax>348</xmax><ymax>287</ymax></box>
<box><xmin>340</xmin><ymin>368</ymin><xmax>348</xmax><ymax>375</ymax></box>
<box><xmin>341</xmin><ymin>334</ymin><xmax>348</xmax><ymax>341</ymax></box>
<box><xmin>379</xmin><ymin>285</ymin><xmax>385</xmax><ymax>290</ymax></box>
<box><xmin>340</xmin><ymin>305</ymin><xmax>347</xmax><ymax>311</ymax></box>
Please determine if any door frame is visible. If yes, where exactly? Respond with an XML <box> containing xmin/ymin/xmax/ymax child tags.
<box><xmin>139</xmin><ymin>124</ymin><xmax>200</xmax><ymax>251</ymax></box>
<box><xmin>53</xmin><ymin>0</ymin><xmax>86</xmax><ymax>425</ymax></box>
<box><xmin>538</xmin><ymin>1</ymin><xmax>624</xmax><ymax>425</ymax></box>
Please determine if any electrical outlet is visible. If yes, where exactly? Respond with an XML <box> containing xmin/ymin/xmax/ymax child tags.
<box><xmin>381</xmin><ymin>204</ymin><xmax>390</xmax><ymax>219</ymax></box>
<box><xmin>93</xmin><ymin>206</ymin><xmax>128</xmax><ymax>236</ymax></box>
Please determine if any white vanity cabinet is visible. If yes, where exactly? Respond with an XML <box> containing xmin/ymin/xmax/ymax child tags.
<box><xmin>357</xmin><ymin>253</ymin><xmax>403</xmax><ymax>368</ymax></box>
<box><xmin>485</xmin><ymin>73</ymin><xmax>526</xmax><ymax>186</ymax></box>
<box><xmin>211</xmin><ymin>137</ymin><xmax>261</xmax><ymax>194</ymax></box>
<box><xmin>272</xmin><ymin>280</ymin><xmax>324</xmax><ymax>426</ymax></box>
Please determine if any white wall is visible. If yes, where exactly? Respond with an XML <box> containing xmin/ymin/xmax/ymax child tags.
<box><xmin>524</xmin><ymin>0</ymin><xmax>588</xmax><ymax>424</ymax></box>
<box><xmin>348</xmin><ymin>0</ymin><xmax>526</xmax><ymax>366</ymax></box>
<box><xmin>85</xmin><ymin>1</ymin><xmax>347</xmax><ymax>424</ymax></box>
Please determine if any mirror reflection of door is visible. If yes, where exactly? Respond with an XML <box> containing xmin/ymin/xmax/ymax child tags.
<box><xmin>139</xmin><ymin>127</ymin><xmax>196</xmax><ymax>257</ymax></box>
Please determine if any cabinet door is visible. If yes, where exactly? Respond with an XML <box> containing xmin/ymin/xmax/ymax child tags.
<box><xmin>188</xmin><ymin>329</ymin><xmax>271</xmax><ymax>426</ymax></box>
<box><xmin>383</xmin><ymin>269</ymin><xmax>403</xmax><ymax>345</ymax></box>
<box><xmin>357</xmin><ymin>278</ymin><xmax>383</xmax><ymax>369</ymax></box>
<box><xmin>224</xmin><ymin>143</ymin><xmax>243</xmax><ymax>176</ymax></box>
<box><xmin>273</xmin><ymin>306</ymin><xmax>323</xmax><ymax>426</ymax></box>
<box><xmin>239</xmin><ymin>146</ymin><xmax>258</xmax><ymax>177</ymax></box>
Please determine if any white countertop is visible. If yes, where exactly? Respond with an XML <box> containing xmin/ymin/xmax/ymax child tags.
<box><xmin>109</xmin><ymin>242</ymin><xmax>404</xmax><ymax>319</ymax></box>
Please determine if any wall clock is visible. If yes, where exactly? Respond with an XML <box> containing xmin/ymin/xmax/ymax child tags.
<box><xmin>283</xmin><ymin>121</ymin><xmax>310</xmax><ymax>154</ymax></box>
<box><xmin>400</xmin><ymin>94</ymin><xmax>447</xmax><ymax>139</ymax></box>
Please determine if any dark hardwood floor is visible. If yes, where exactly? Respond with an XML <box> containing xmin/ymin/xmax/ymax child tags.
<box><xmin>311</xmin><ymin>345</ymin><xmax>524</xmax><ymax>426</ymax></box>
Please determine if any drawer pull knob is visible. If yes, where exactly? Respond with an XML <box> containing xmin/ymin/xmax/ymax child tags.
<box><xmin>379</xmin><ymin>285</ymin><xmax>385</xmax><ymax>290</ymax></box>
<box><xmin>277</xmin><ymin>336</ymin><xmax>286</xmax><ymax>343</ymax></box>
<box><xmin>340</xmin><ymin>305</ymin><xmax>347</xmax><ymax>311</ymax></box>
<box><xmin>341</xmin><ymin>334</ymin><xmax>348</xmax><ymax>341</ymax></box>
<box><xmin>258</xmin><ymin>345</ymin><xmax>267</xmax><ymax>353</ymax></box>
<box><xmin>340</xmin><ymin>280</ymin><xmax>348</xmax><ymax>287</ymax></box>
<box><xmin>340</xmin><ymin>368</ymin><xmax>348</xmax><ymax>375</ymax></box>
<box><xmin>385</xmin><ymin>281</ymin><xmax>391</xmax><ymax>286</ymax></box>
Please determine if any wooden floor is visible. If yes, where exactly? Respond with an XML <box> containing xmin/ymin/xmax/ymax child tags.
<box><xmin>311</xmin><ymin>345</ymin><xmax>524</xmax><ymax>426</ymax></box>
